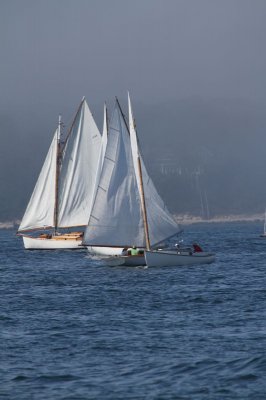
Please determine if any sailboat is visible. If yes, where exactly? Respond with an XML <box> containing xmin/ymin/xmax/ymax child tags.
<box><xmin>83</xmin><ymin>94</ymin><xmax>215</xmax><ymax>267</ymax></box>
<box><xmin>260</xmin><ymin>209</ymin><xmax>266</xmax><ymax>237</ymax></box>
<box><xmin>17</xmin><ymin>98</ymin><xmax>105</xmax><ymax>249</ymax></box>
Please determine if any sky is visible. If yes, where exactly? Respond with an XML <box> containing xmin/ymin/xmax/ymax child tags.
<box><xmin>1</xmin><ymin>0</ymin><xmax>266</xmax><ymax>219</ymax></box>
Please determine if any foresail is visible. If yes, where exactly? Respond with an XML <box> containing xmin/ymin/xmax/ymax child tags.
<box><xmin>58</xmin><ymin>99</ymin><xmax>102</xmax><ymax>227</ymax></box>
<box><xmin>95</xmin><ymin>103</ymin><xmax>108</xmax><ymax>190</ymax></box>
<box><xmin>128</xmin><ymin>93</ymin><xmax>181</xmax><ymax>247</ymax></box>
<box><xmin>101</xmin><ymin>102</ymin><xmax>108</xmax><ymax>164</ymax></box>
<box><xmin>18</xmin><ymin>130</ymin><xmax>58</xmax><ymax>232</ymax></box>
<box><xmin>83</xmin><ymin>100</ymin><xmax>145</xmax><ymax>247</ymax></box>
<box><xmin>139</xmin><ymin>161</ymin><xmax>181</xmax><ymax>246</ymax></box>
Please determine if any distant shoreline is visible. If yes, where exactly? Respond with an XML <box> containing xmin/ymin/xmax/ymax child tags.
<box><xmin>175</xmin><ymin>214</ymin><xmax>264</xmax><ymax>225</ymax></box>
<box><xmin>0</xmin><ymin>214</ymin><xmax>264</xmax><ymax>229</ymax></box>
<box><xmin>0</xmin><ymin>221</ymin><xmax>20</xmax><ymax>229</ymax></box>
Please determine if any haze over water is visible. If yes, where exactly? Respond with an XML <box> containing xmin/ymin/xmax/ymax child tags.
<box><xmin>1</xmin><ymin>1</ymin><xmax>266</xmax><ymax>219</ymax></box>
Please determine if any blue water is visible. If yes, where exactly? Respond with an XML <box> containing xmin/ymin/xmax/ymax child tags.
<box><xmin>1</xmin><ymin>222</ymin><xmax>266</xmax><ymax>399</ymax></box>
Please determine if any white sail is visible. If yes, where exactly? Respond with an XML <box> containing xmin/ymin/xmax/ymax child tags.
<box><xmin>101</xmin><ymin>102</ymin><xmax>108</xmax><ymax>164</ymax></box>
<box><xmin>58</xmin><ymin>99</ymin><xmax>102</xmax><ymax>227</ymax></box>
<box><xmin>128</xmin><ymin>93</ymin><xmax>181</xmax><ymax>246</ymax></box>
<box><xmin>83</xmin><ymin>100</ymin><xmax>145</xmax><ymax>247</ymax></box>
<box><xmin>18</xmin><ymin>129</ymin><xmax>58</xmax><ymax>232</ymax></box>
<box><xmin>19</xmin><ymin>98</ymin><xmax>103</xmax><ymax>233</ymax></box>
<box><xmin>93</xmin><ymin>102</ymin><xmax>108</xmax><ymax>195</ymax></box>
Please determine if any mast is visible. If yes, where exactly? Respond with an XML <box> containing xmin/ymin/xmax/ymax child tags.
<box><xmin>127</xmin><ymin>95</ymin><xmax>151</xmax><ymax>250</ymax></box>
<box><xmin>104</xmin><ymin>102</ymin><xmax>109</xmax><ymax>134</ymax></box>
<box><xmin>53</xmin><ymin>97</ymin><xmax>85</xmax><ymax>232</ymax></box>
<box><xmin>60</xmin><ymin>97</ymin><xmax>85</xmax><ymax>153</ymax></box>
<box><xmin>137</xmin><ymin>155</ymin><xmax>151</xmax><ymax>250</ymax></box>
<box><xmin>53</xmin><ymin>114</ymin><xmax>62</xmax><ymax>234</ymax></box>
<box><xmin>117</xmin><ymin>97</ymin><xmax>150</xmax><ymax>249</ymax></box>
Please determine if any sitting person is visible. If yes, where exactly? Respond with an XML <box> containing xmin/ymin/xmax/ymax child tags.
<box><xmin>193</xmin><ymin>243</ymin><xmax>203</xmax><ymax>252</ymax></box>
<box><xmin>121</xmin><ymin>248</ymin><xmax>128</xmax><ymax>255</ymax></box>
<box><xmin>128</xmin><ymin>245</ymin><xmax>139</xmax><ymax>256</ymax></box>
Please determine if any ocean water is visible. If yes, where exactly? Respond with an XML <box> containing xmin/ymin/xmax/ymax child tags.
<box><xmin>1</xmin><ymin>222</ymin><xmax>266</xmax><ymax>399</ymax></box>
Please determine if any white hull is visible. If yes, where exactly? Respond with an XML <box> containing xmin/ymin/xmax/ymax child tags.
<box><xmin>145</xmin><ymin>250</ymin><xmax>215</xmax><ymax>267</ymax></box>
<box><xmin>87</xmin><ymin>246</ymin><xmax>124</xmax><ymax>256</ymax></box>
<box><xmin>101</xmin><ymin>254</ymin><xmax>146</xmax><ymax>267</ymax></box>
<box><xmin>23</xmin><ymin>235</ymin><xmax>85</xmax><ymax>250</ymax></box>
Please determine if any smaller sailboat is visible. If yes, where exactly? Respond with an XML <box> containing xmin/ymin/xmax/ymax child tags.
<box><xmin>260</xmin><ymin>209</ymin><xmax>266</xmax><ymax>237</ymax></box>
<box><xmin>145</xmin><ymin>247</ymin><xmax>215</xmax><ymax>267</ymax></box>
<box><xmin>17</xmin><ymin>98</ymin><xmax>104</xmax><ymax>249</ymax></box>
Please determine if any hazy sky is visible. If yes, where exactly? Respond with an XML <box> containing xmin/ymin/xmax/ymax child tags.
<box><xmin>1</xmin><ymin>0</ymin><xmax>266</xmax><ymax>109</ymax></box>
<box><xmin>1</xmin><ymin>0</ymin><xmax>266</xmax><ymax>218</ymax></box>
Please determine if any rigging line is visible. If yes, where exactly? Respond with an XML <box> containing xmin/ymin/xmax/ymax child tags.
<box><xmin>90</xmin><ymin>215</ymin><xmax>99</xmax><ymax>222</ymax></box>
<box><xmin>98</xmin><ymin>185</ymin><xmax>107</xmax><ymax>192</ymax></box>
<box><xmin>116</xmin><ymin>98</ymin><xmax>130</xmax><ymax>134</ymax></box>
<box><xmin>60</xmin><ymin>97</ymin><xmax>85</xmax><ymax>153</ymax></box>
<box><xmin>105</xmin><ymin>155</ymin><xmax>116</xmax><ymax>163</ymax></box>
<box><xmin>111</xmin><ymin>127</ymin><xmax>120</xmax><ymax>133</ymax></box>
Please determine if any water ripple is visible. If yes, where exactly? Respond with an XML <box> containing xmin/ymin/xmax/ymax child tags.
<box><xmin>1</xmin><ymin>224</ymin><xmax>266</xmax><ymax>399</ymax></box>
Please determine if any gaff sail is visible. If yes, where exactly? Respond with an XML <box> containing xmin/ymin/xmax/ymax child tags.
<box><xmin>18</xmin><ymin>98</ymin><xmax>103</xmax><ymax>233</ymax></box>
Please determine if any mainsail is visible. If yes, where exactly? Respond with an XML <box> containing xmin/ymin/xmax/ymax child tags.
<box><xmin>18</xmin><ymin>98</ymin><xmax>103</xmax><ymax>233</ymax></box>
<box><xmin>83</xmin><ymin>99</ymin><xmax>145</xmax><ymax>247</ymax></box>
<box><xmin>128</xmin><ymin>94</ymin><xmax>181</xmax><ymax>246</ymax></box>
<box><xmin>83</xmin><ymin>96</ymin><xmax>180</xmax><ymax>248</ymax></box>
<box><xmin>57</xmin><ymin>99</ymin><xmax>102</xmax><ymax>228</ymax></box>
<box><xmin>101</xmin><ymin>102</ymin><xmax>108</xmax><ymax>164</ymax></box>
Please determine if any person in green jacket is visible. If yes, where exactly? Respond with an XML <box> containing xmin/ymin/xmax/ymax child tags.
<box><xmin>129</xmin><ymin>245</ymin><xmax>139</xmax><ymax>256</ymax></box>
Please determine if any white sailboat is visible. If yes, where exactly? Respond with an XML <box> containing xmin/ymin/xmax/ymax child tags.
<box><xmin>83</xmin><ymin>96</ymin><xmax>149</xmax><ymax>258</ymax></box>
<box><xmin>17</xmin><ymin>98</ymin><xmax>104</xmax><ymax>249</ymax></box>
<box><xmin>145</xmin><ymin>248</ymin><xmax>215</xmax><ymax>267</ymax></box>
<box><xmin>83</xmin><ymin>94</ymin><xmax>214</xmax><ymax>267</ymax></box>
<box><xmin>128</xmin><ymin>95</ymin><xmax>214</xmax><ymax>267</ymax></box>
<box><xmin>260</xmin><ymin>209</ymin><xmax>266</xmax><ymax>237</ymax></box>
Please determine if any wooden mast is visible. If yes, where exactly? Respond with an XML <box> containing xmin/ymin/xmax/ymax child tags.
<box><xmin>116</xmin><ymin>97</ymin><xmax>151</xmax><ymax>250</ymax></box>
<box><xmin>137</xmin><ymin>155</ymin><xmax>151</xmax><ymax>250</ymax></box>
<box><xmin>60</xmin><ymin>97</ymin><xmax>85</xmax><ymax>153</ymax></box>
<box><xmin>53</xmin><ymin>114</ymin><xmax>62</xmax><ymax>234</ymax></box>
<box><xmin>126</xmin><ymin>95</ymin><xmax>151</xmax><ymax>251</ymax></box>
<box><xmin>104</xmin><ymin>102</ymin><xmax>109</xmax><ymax>135</ymax></box>
<box><xmin>53</xmin><ymin>98</ymin><xmax>85</xmax><ymax>234</ymax></box>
